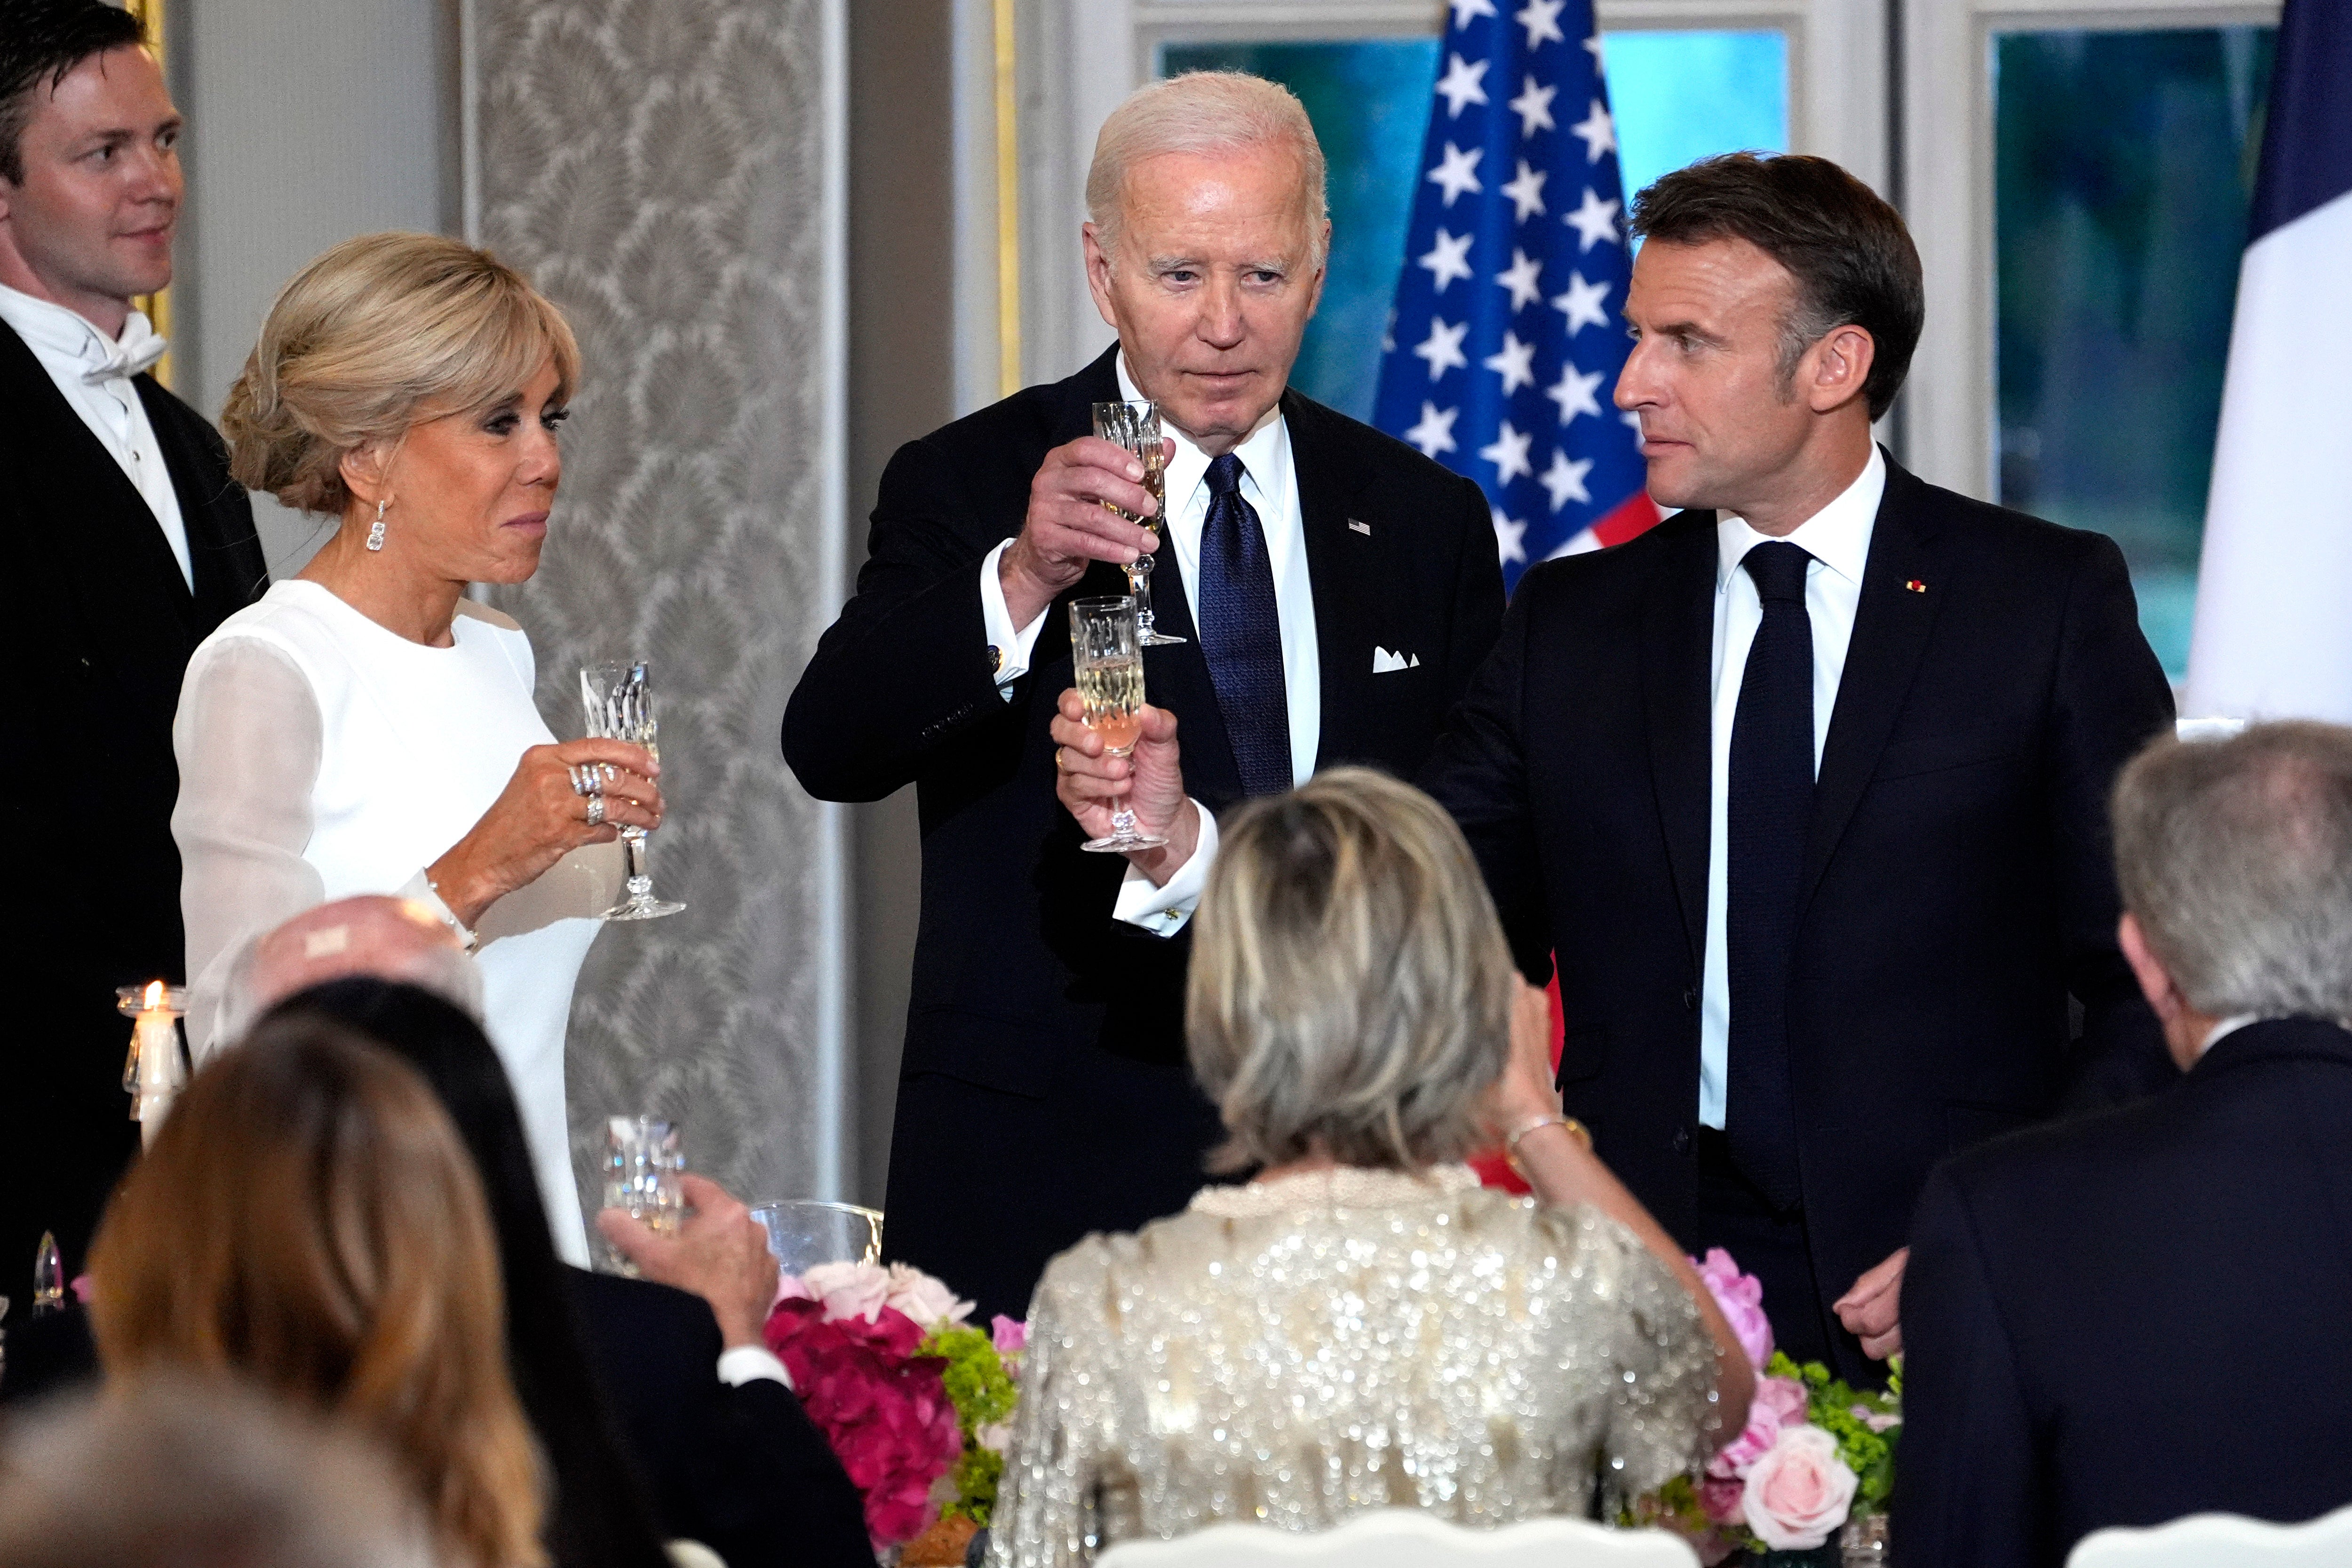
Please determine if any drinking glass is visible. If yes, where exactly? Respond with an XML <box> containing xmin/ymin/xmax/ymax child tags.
<box><xmin>1091</xmin><ymin>399</ymin><xmax>1184</xmax><ymax>646</ymax></box>
<box><xmin>580</xmin><ymin>659</ymin><xmax>685</xmax><ymax>920</ymax></box>
<box><xmin>602</xmin><ymin>1116</ymin><xmax>684</xmax><ymax>1276</ymax></box>
<box><xmin>749</xmin><ymin>1199</ymin><xmax>885</xmax><ymax>1275</ymax></box>
<box><xmin>1069</xmin><ymin>595</ymin><xmax>1167</xmax><ymax>853</ymax></box>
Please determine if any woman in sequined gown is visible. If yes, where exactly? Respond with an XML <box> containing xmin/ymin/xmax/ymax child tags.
<box><xmin>991</xmin><ymin>769</ymin><xmax>1755</xmax><ymax>1566</ymax></box>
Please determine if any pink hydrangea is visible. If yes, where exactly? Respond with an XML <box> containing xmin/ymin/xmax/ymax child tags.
<box><xmin>1691</xmin><ymin>1247</ymin><xmax>1774</xmax><ymax>1370</ymax></box>
<box><xmin>764</xmin><ymin>1298</ymin><xmax>964</xmax><ymax>1549</ymax></box>
<box><xmin>991</xmin><ymin>1313</ymin><xmax>1027</xmax><ymax>1358</ymax></box>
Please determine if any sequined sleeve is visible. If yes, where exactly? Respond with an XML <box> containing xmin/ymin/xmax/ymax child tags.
<box><xmin>1566</xmin><ymin>1207</ymin><xmax>1722</xmax><ymax>1499</ymax></box>
<box><xmin>990</xmin><ymin>1243</ymin><xmax>1111</xmax><ymax>1568</ymax></box>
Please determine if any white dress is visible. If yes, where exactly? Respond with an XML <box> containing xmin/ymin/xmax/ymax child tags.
<box><xmin>173</xmin><ymin>579</ymin><xmax>612</xmax><ymax>1263</ymax></box>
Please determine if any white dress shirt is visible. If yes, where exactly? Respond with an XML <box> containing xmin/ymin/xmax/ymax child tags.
<box><xmin>0</xmin><ymin>281</ymin><xmax>192</xmax><ymax>589</ymax></box>
<box><xmin>980</xmin><ymin>355</ymin><xmax>1319</xmax><ymax>934</ymax></box>
<box><xmin>1697</xmin><ymin>446</ymin><xmax>1886</xmax><ymax>1127</ymax></box>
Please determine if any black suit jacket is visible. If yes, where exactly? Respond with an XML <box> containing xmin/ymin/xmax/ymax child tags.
<box><xmin>564</xmin><ymin>1267</ymin><xmax>873</xmax><ymax>1568</ymax></box>
<box><xmin>784</xmin><ymin>347</ymin><xmax>1504</xmax><ymax>1316</ymax></box>
<box><xmin>0</xmin><ymin>323</ymin><xmax>266</xmax><ymax>1317</ymax></box>
<box><xmin>1897</xmin><ymin>1018</ymin><xmax>2352</xmax><ymax>1565</ymax></box>
<box><xmin>1421</xmin><ymin>456</ymin><xmax>2175</xmax><ymax>1375</ymax></box>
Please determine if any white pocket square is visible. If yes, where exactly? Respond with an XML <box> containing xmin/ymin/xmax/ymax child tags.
<box><xmin>1372</xmin><ymin>647</ymin><xmax>1422</xmax><ymax>673</ymax></box>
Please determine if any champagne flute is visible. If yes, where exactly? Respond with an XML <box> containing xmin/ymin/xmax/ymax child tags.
<box><xmin>1091</xmin><ymin>399</ymin><xmax>1184</xmax><ymax>646</ymax></box>
<box><xmin>1070</xmin><ymin>595</ymin><xmax>1168</xmax><ymax>853</ymax></box>
<box><xmin>580</xmin><ymin>659</ymin><xmax>686</xmax><ymax>920</ymax></box>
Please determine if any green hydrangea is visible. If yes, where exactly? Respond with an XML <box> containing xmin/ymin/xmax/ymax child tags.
<box><xmin>918</xmin><ymin>1324</ymin><xmax>1022</xmax><ymax>1525</ymax></box>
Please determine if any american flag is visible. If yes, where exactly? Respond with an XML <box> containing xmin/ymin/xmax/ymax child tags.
<box><xmin>1371</xmin><ymin>0</ymin><xmax>1658</xmax><ymax>587</ymax></box>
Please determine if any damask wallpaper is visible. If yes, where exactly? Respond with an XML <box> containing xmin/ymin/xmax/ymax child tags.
<box><xmin>471</xmin><ymin>0</ymin><xmax>847</xmax><ymax>1216</ymax></box>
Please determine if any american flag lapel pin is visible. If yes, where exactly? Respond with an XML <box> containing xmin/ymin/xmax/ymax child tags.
<box><xmin>1904</xmin><ymin>579</ymin><xmax>1927</xmax><ymax>594</ymax></box>
<box><xmin>1348</xmin><ymin>518</ymin><xmax>1372</xmax><ymax>535</ymax></box>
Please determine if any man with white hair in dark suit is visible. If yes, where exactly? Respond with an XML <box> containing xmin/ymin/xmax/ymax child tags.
<box><xmin>787</xmin><ymin>70</ymin><xmax>1505</xmax><ymax>1320</ymax></box>
<box><xmin>1900</xmin><ymin>721</ymin><xmax>2352</xmax><ymax>1565</ymax></box>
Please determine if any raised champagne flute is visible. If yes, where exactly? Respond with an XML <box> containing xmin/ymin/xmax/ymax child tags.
<box><xmin>1070</xmin><ymin>595</ymin><xmax>1168</xmax><ymax>853</ymax></box>
<box><xmin>1091</xmin><ymin>398</ymin><xmax>1184</xmax><ymax>646</ymax></box>
<box><xmin>580</xmin><ymin>659</ymin><xmax>686</xmax><ymax>920</ymax></box>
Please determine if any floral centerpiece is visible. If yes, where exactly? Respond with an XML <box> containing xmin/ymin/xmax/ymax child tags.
<box><xmin>764</xmin><ymin>1261</ymin><xmax>1025</xmax><ymax>1562</ymax></box>
<box><xmin>1629</xmin><ymin>1249</ymin><xmax>1900</xmax><ymax>1564</ymax></box>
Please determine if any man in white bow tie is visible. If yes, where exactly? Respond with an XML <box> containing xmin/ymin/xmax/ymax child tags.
<box><xmin>0</xmin><ymin>0</ymin><xmax>267</xmax><ymax>1328</ymax></box>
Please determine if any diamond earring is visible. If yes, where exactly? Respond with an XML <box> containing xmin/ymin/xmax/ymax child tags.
<box><xmin>365</xmin><ymin>498</ymin><xmax>388</xmax><ymax>552</ymax></box>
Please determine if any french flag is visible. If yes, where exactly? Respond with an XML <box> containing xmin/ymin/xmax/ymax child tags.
<box><xmin>2184</xmin><ymin>0</ymin><xmax>2352</xmax><ymax>721</ymax></box>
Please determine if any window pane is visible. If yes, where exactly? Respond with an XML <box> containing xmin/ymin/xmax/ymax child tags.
<box><xmin>1601</xmin><ymin>31</ymin><xmax>1788</xmax><ymax>216</ymax></box>
<box><xmin>1157</xmin><ymin>32</ymin><xmax>1788</xmax><ymax>420</ymax></box>
<box><xmin>1993</xmin><ymin>27</ymin><xmax>2275</xmax><ymax>679</ymax></box>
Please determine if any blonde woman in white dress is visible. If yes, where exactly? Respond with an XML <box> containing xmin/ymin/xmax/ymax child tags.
<box><xmin>171</xmin><ymin>233</ymin><xmax>660</xmax><ymax>1262</ymax></box>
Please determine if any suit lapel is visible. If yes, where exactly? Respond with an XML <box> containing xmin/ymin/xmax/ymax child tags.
<box><xmin>0</xmin><ymin>324</ymin><xmax>197</xmax><ymax>630</ymax></box>
<box><xmin>1641</xmin><ymin>514</ymin><xmax>1719</xmax><ymax>970</ymax></box>
<box><xmin>1799</xmin><ymin>458</ymin><xmax>1949</xmax><ymax>913</ymax></box>
<box><xmin>139</xmin><ymin>376</ymin><xmax>266</xmax><ymax>620</ymax></box>
<box><xmin>1286</xmin><ymin>394</ymin><xmax>1379</xmax><ymax>771</ymax></box>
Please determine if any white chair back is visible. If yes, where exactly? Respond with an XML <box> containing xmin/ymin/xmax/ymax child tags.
<box><xmin>2067</xmin><ymin>1501</ymin><xmax>2352</xmax><ymax>1567</ymax></box>
<box><xmin>1095</xmin><ymin>1509</ymin><xmax>1700</xmax><ymax>1568</ymax></box>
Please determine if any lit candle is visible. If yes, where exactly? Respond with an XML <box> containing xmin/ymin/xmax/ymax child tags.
<box><xmin>116</xmin><ymin>981</ymin><xmax>189</xmax><ymax>1145</ymax></box>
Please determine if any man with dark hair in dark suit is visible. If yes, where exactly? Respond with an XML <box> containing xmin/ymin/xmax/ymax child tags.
<box><xmin>0</xmin><ymin>0</ymin><xmax>267</xmax><ymax>1321</ymax></box>
<box><xmin>787</xmin><ymin>71</ymin><xmax>1504</xmax><ymax>1321</ymax></box>
<box><xmin>1899</xmin><ymin>721</ymin><xmax>2352</xmax><ymax>1565</ymax></box>
<box><xmin>1400</xmin><ymin>152</ymin><xmax>2176</xmax><ymax>1384</ymax></box>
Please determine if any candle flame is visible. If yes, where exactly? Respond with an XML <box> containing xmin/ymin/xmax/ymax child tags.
<box><xmin>144</xmin><ymin>980</ymin><xmax>166</xmax><ymax>1008</ymax></box>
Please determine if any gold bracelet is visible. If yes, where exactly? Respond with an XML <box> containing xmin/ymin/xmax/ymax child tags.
<box><xmin>1503</xmin><ymin>1114</ymin><xmax>1591</xmax><ymax>1177</ymax></box>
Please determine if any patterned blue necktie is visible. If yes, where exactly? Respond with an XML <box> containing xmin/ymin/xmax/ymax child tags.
<box><xmin>1726</xmin><ymin>540</ymin><xmax>1814</xmax><ymax>1211</ymax></box>
<box><xmin>1198</xmin><ymin>452</ymin><xmax>1293</xmax><ymax>798</ymax></box>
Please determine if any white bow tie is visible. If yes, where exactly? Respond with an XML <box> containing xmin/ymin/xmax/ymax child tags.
<box><xmin>82</xmin><ymin>313</ymin><xmax>168</xmax><ymax>385</ymax></box>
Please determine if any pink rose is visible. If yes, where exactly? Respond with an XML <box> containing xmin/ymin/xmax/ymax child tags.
<box><xmin>1691</xmin><ymin>1247</ymin><xmax>1775</xmax><ymax>1370</ymax></box>
<box><xmin>1742</xmin><ymin>1425</ymin><xmax>1859</xmax><ymax>1550</ymax></box>
<box><xmin>992</xmin><ymin>1313</ymin><xmax>1027</xmax><ymax>1358</ymax></box>
<box><xmin>882</xmin><ymin>1262</ymin><xmax>974</xmax><ymax>1329</ymax></box>
<box><xmin>1708</xmin><ymin>1373</ymin><xmax>1808</xmax><ymax>1478</ymax></box>
<box><xmin>801</xmin><ymin>1260</ymin><xmax>893</xmax><ymax>1322</ymax></box>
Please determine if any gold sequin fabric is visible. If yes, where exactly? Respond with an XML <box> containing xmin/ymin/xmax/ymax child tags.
<box><xmin>988</xmin><ymin>1164</ymin><xmax>1721</xmax><ymax>1566</ymax></box>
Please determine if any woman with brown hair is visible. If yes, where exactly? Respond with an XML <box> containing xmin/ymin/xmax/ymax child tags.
<box><xmin>87</xmin><ymin>1013</ymin><xmax>548</xmax><ymax>1568</ymax></box>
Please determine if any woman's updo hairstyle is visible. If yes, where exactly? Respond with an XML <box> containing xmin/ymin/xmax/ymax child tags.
<box><xmin>221</xmin><ymin>232</ymin><xmax>580</xmax><ymax>517</ymax></box>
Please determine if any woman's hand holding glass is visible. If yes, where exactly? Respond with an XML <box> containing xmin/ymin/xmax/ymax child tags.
<box><xmin>426</xmin><ymin>739</ymin><xmax>662</xmax><ymax>927</ymax></box>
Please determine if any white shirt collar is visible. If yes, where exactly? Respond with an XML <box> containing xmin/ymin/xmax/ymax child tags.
<box><xmin>0</xmin><ymin>279</ymin><xmax>139</xmax><ymax>370</ymax></box>
<box><xmin>1116</xmin><ymin>351</ymin><xmax>1288</xmax><ymax>508</ymax></box>
<box><xmin>1715</xmin><ymin>445</ymin><xmax>1886</xmax><ymax>594</ymax></box>
<box><xmin>2197</xmin><ymin>1014</ymin><xmax>2263</xmax><ymax>1060</ymax></box>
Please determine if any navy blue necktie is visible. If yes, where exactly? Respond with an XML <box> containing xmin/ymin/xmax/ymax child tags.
<box><xmin>1197</xmin><ymin>452</ymin><xmax>1293</xmax><ymax>798</ymax></box>
<box><xmin>1726</xmin><ymin>540</ymin><xmax>1814</xmax><ymax>1211</ymax></box>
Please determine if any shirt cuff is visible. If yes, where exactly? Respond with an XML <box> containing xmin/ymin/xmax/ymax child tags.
<box><xmin>980</xmin><ymin>539</ymin><xmax>1051</xmax><ymax>701</ymax></box>
<box><xmin>1111</xmin><ymin>801</ymin><xmax>1218</xmax><ymax>937</ymax></box>
<box><xmin>395</xmin><ymin>869</ymin><xmax>478</xmax><ymax>953</ymax></box>
<box><xmin>715</xmin><ymin>1344</ymin><xmax>793</xmax><ymax>1390</ymax></box>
